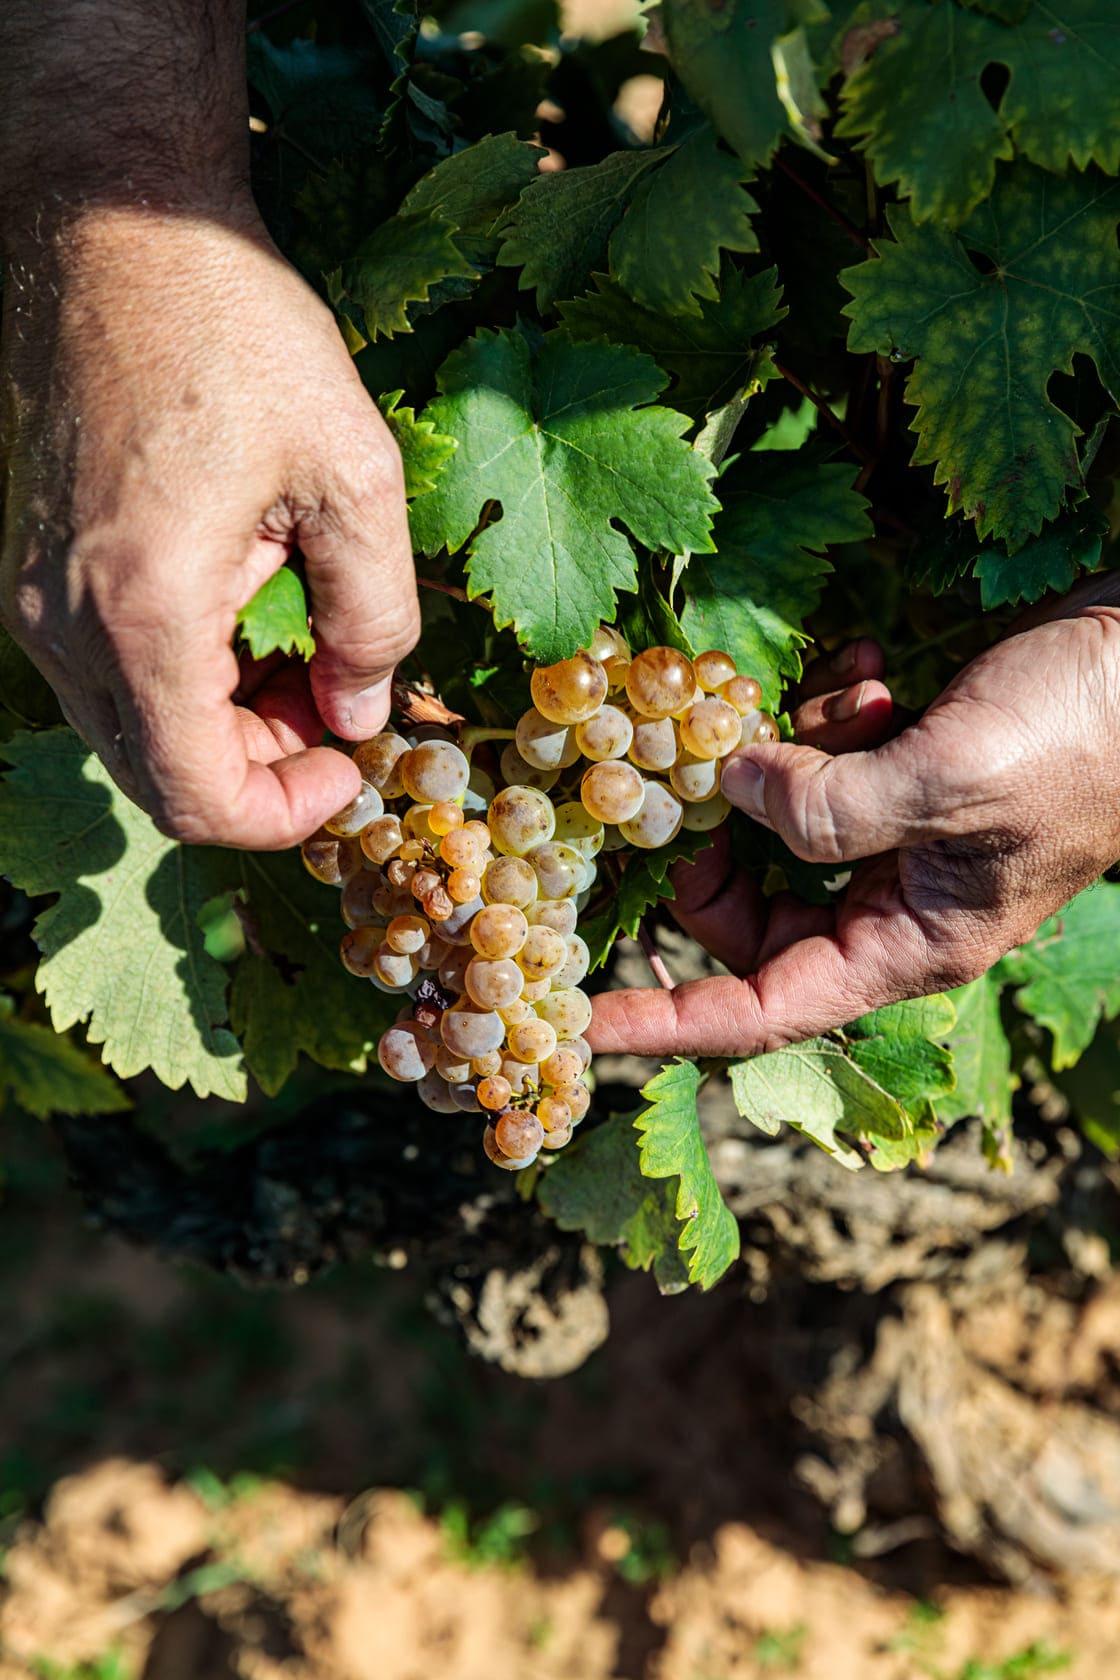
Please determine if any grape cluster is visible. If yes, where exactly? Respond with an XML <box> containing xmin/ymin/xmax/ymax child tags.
<box><xmin>301</xmin><ymin>630</ymin><xmax>772</xmax><ymax>1171</ymax></box>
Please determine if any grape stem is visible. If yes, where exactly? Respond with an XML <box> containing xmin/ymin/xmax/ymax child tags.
<box><xmin>637</xmin><ymin>920</ymin><xmax>675</xmax><ymax>991</ymax></box>
<box><xmin>417</xmin><ymin>576</ymin><xmax>472</xmax><ymax>605</ymax></box>
<box><xmin>391</xmin><ymin>680</ymin><xmax>464</xmax><ymax>728</ymax></box>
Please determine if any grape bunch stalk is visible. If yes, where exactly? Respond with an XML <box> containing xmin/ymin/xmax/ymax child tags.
<box><xmin>301</xmin><ymin>630</ymin><xmax>774</xmax><ymax>1172</ymax></box>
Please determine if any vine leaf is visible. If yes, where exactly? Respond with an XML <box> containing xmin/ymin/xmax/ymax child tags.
<box><xmin>400</xmin><ymin>131</ymin><xmax>543</xmax><ymax>252</ymax></box>
<box><xmin>409</xmin><ymin>326</ymin><xmax>719</xmax><ymax>661</ymax></box>
<box><xmin>838</xmin><ymin>0</ymin><xmax>1120</xmax><ymax>226</ymax></box>
<box><xmin>936</xmin><ymin>973</ymin><xmax>1014</xmax><ymax>1134</ymax></box>
<box><xmin>729</xmin><ymin>1039</ymin><xmax>908</xmax><ymax>1170</ymax></box>
<box><xmin>377</xmin><ymin>388</ymin><xmax>457</xmax><ymax>497</ymax></box>
<box><xmin>610</xmin><ymin>125</ymin><xmax>759</xmax><ymax>317</ymax></box>
<box><xmin>0</xmin><ymin>731</ymin><xmax>245</xmax><ymax>1101</ymax></box>
<box><xmin>846</xmin><ymin>994</ymin><xmax>957</xmax><ymax>1108</ymax></box>
<box><xmin>997</xmin><ymin>881</ymin><xmax>1120</xmax><ymax>1068</ymax></box>
<box><xmin>247</xmin><ymin>34</ymin><xmax>383</xmax><ymax>157</ymax></box>
<box><xmin>659</xmin><ymin>0</ymin><xmax>808</xmax><ymax>172</ymax></box>
<box><xmin>0</xmin><ymin>995</ymin><xmax>128</xmax><ymax>1120</ymax></box>
<box><xmin>581</xmin><ymin>830</ymin><xmax>714</xmax><ymax>972</ymax></box>
<box><xmin>842</xmin><ymin>165</ymin><xmax>1120</xmax><ymax>550</ymax></box>
<box><xmin>634</xmin><ymin>1060</ymin><xmax>739</xmax><ymax>1290</ymax></box>
<box><xmin>537</xmin><ymin>1111</ymin><xmax>691</xmax><ymax>1293</ymax></box>
<box><xmin>342</xmin><ymin>212</ymin><xmax>478</xmax><ymax>341</ymax></box>
<box><xmin>236</xmin><ymin>567</ymin><xmax>314</xmax><ymax>663</ymax></box>
<box><xmin>559</xmin><ymin>265</ymin><xmax>785</xmax><ymax>421</ymax></box>
<box><xmin>680</xmin><ymin>452</ymin><xmax>872</xmax><ymax>707</ymax></box>
<box><xmin>973</xmin><ymin>508</ymin><xmax>1106</xmax><ymax>609</ymax></box>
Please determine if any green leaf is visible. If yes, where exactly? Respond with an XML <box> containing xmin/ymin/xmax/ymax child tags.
<box><xmin>936</xmin><ymin>972</ymin><xmax>1014</xmax><ymax>1130</ymax></box>
<box><xmin>1053</xmin><ymin>1017</ymin><xmax>1120</xmax><ymax>1158</ymax></box>
<box><xmin>0</xmin><ymin>730</ymin><xmax>245</xmax><ymax>1100</ymax></box>
<box><xmin>846</xmin><ymin>993</ymin><xmax>957</xmax><ymax>1105</ymax></box>
<box><xmin>409</xmin><ymin>326</ymin><xmax>718</xmax><ymax>660</ymax></box>
<box><xmin>0</xmin><ymin>628</ymin><xmax>63</xmax><ymax>729</ymax></box>
<box><xmin>247</xmin><ymin>35</ymin><xmax>383</xmax><ymax>157</ymax></box>
<box><xmin>729</xmin><ymin>1038</ymin><xmax>914</xmax><ymax>1167</ymax></box>
<box><xmin>997</xmin><ymin>881</ymin><xmax>1120</xmax><ymax>1068</ymax></box>
<box><xmin>973</xmin><ymin>509</ymin><xmax>1106</xmax><ymax>609</ymax></box>
<box><xmin>498</xmin><ymin>148</ymin><xmax>663</xmax><ymax>311</ymax></box>
<box><xmin>236</xmin><ymin>567</ymin><xmax>314</xmax><ymax>662</ymax></box>
<box><xmin>342</xmin><ymin>211</ymin><xmax>478</xmax><ymax>341</ymax></box>
<box><xmin>659</xmin><ymin>0</ymin><xmax>802</xmax><ymax>171</ymax></box>
<box><xmin>538</xmin><ymin>1110</ymin><xmax>691</xmax><ymax>1293</ymax></box>
<box><xmin>634</xmin><ymin>1060</ymin><xmax>740</xmax><ymax>1290</ymax></box>
<box><xmin>0</xmin><ymin>996</ymin><xmax>128</xmax><ymax>1120</ymax></box>
<box><xmin>378</xmin><ymin>388</ymin><xmax>457</xmax><ymax>497</ymax></box>
<box><xmin>400</xmin><ymin>131</ymin><xmax>543</xmax><ymax>243</ymax></box>
<box><xmin>581</xmin><ymin>829</ymin><xmax>714</xmax><ymax>971</ymax></box>
<box><xmin>559</xmin><ymin>265</ymin><xmax>785</xmax><ymax>420</ymax></box>
<box><xmin>680</xmin><ymin>452</ymin><xmax>872</xmax><ymax>707</ymax></box>
<box><xmin>610</xmin><ymin>125</ymin><xmax>758</xmax><ymax>317</ymax></box>
<box><xmin>842</xmin><ymin>165</ymin><xmax>1120</xmax><ymax>550</ymax></box>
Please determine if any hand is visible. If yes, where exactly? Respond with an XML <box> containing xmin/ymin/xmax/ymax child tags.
<box><xmin>589</xmin><ymin>594</ymin><xmax>1120</xmax><ymax>1057</ymax></box>
<box><xmin>0</xmin><ymin>202</ymin><xmax>417</xmax><ymax>848</ymax></box>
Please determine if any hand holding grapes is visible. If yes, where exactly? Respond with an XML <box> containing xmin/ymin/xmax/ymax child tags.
<box><xmin>590</xmin><ymin>591</ymin><xmax>1120</xmax><ymax>1059</ymax></box>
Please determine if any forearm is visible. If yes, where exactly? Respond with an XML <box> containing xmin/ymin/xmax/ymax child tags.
<box><xmin>0</xmin><ymin>1</ymin><xmax>249</xmax><ymax>241</ymax></box>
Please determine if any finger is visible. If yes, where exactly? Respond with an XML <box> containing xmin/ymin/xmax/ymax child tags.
<box><xmin>663</xmin><ymin>827</ymin><xmax>768</xmax><ymax>975</ymax></box>
<box><xmin>298</xmin><ymin>413</ymin><xmax>420</xmax><ymax>741</ymax></box>
<box><xmin>797</xmin><ymin>638</ymin><xmax>885</xmax><ymax>702</ymax></box>
<box><xmin>792</xmin><ymin>678</ymin><xmax>894</xmax><ymax>753</ymax></box>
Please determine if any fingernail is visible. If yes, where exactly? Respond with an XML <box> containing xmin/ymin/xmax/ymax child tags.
<box><xmin>348</xmin><ymin>675</ymin><xmax>392</xmax><ymax>735</ymax></box>
<box><xmin>833</xmin><ymin>641</ymin><xmax>861</xmax><ymax>676</ymax></box>
<box><xmin>721</xmin><ymin>755</ymin><xmax>766</xmax><ymax>819</ymax></box>
<box><xmin>826</xmin><ymin>682</ymin><xmax>865</xmax><ymax>722</ymax></box>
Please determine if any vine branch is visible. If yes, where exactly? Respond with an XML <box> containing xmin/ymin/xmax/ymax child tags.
<box><xmin>774</xmin><ymin>155</ymin><xmax>872</xmax><ymax>252</ymax></box>
<box><xmin>637</xmin><ymin>920</ymin><xmax>676</xmax><ymax>990</ymax></box>
<box><xmin>773</xmin><ymin>360</ymin><xmax>875</xmax><ymax>469</ymax></box>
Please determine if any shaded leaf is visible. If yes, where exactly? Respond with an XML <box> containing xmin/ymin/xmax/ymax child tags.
<box><xmin>659</xmin><ymin>0</ymin><xmax>802</xmax><ymax>171</ymax></box>
<box><xmin>973</xmin><ymin>508</ymin><xmax>1106</xmax><ymax>609</ymax></box>
<box><xmin>634</xmin><ymin>1060</ymin><xmax>740</xmax><ymax>1290</ymax></box>
<box><xmin>0</xmin><ymin>996</ymin><xmax>128</xmax><ymax>1119</ymax></box>
<box><xmin>343</xmin><ymin>211</ymin><xmax>477</xmax><ymax>341</ymax></box>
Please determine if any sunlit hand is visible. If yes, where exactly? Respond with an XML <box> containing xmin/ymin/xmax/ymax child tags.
<box><xmin>590</xmin><ymin>589</ymin><xmax>1120</xmax><ymax>1057</ymax></box>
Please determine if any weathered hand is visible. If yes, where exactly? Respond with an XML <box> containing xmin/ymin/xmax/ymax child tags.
<box><xmin>589</xmin><ymin>593</ymin><xmax>1120</xmax><ymax>1057</ymax></box>
<box><xmin>0</xmin><ymin>203</ymin><xmax>416</xmax><ymax>848</ymax></box>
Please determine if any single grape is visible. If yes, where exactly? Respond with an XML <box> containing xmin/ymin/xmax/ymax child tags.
<box><xmin>470</xmin><ymin>903</ymin><xmax>529</xmax><ymax>960</ymax></box>
<box><xmin>487</xmin><ymin>786</ymin><xmax>556</xmax><ymax>855</ymax></box>
<box><xmin>302</xmin><ymin>829</ymin><xmax>361</xmax><ymax>887</ymax></box>
<box><xmin>423</xmin><ymin>885</ymin><xmax>455</xmax><ymax>923</ymax></box>
<box><xmin>340</xmin><ymin>870</ymin><xmax>381</xmax><ymax>929</ymax></box>
<box><xmin>526</xmin><ymin>898</ymin><xmax>578</xmax><ymax>937</ymax></box>
<box><xmin>681</xmin><ymin>789</ymin><xmax>732</xmax><ymax>831</ymax></box>
<box><xmin>450</xmin><ymin>1081</ymin><xmax>482</xmax><ymax>1112</ymax></box>
<box><xmin>520</xmin><ymin>976</ymin><xmax>551</xmax><ymax>1003</ymax></box>
<box><xmin>440</xmin><ymin>1004</ymin><xmax>505</xmax><ymax>1059</ymax></box>
<box><xmin>517</xmin><ymin>924</ymin><xmax>568</xmax><ymax>982</ymax></box>
<box><xmin>478</xmin><ymin>1075</ymin><xmax>513</xmax><ymax>1111</ymax></box>
<box><xmin>401</xmin><ymin>740</ymin><xmax>470</xmax><ymax>804</ymax></box>
<box><xmin>472</xmin><ymin>1049</ymin><xmax>503</xmax><ymax>1078</ymax></box>
<box><xmin>574</xmin><ymin>704</ymin><xmax>633</xmax><ymax>763</ymax></box>
<box><xmin>435</xmin><ymin>1043</ymin><xmax>472</xmax><ymax>1082</ymax></box>
<box><xmin>398</xmin><ymin>838</ymin><xmax>426</xmax><ymax>863</ymax></box>
<box><xmin>482</xmin><ymin>1124</ymin><xmax>536</xmax><ymax>1171</ymax></box>
<box><xmin>429</xmin><ymin>801</ymin><xmax>464</xmax><ymax>837</ymax></box>
<box><xmin>556</xmin><ymin>1080</ymin><xmax>591</xmax><ymax>1122</ymax></box>
<box><xmin>373</xmin><ymin>947</ymin><xmax>419</xmax><ymax>989</ymax></box>
<box><xmin>552</xmin><ymin>933</ymin><xmax>590</xmax><ymax>990</ymax></box>
<box><xmin>721</xmin><ymin>674</ymin><xmax>763</xmax><ymax>715</ymax></box>
<box><xmin>498</xmin><ymin>997</ymin><xmax>533</xmax><ymax>1027</ymax></box>
<box><xmin>619</xmin><ymin>780</ymin><xmax>683</xmax><ymax>849</ymax></box>
<box><xmin>507</xmin><ymin>1016</ymin><xmax>558</xmax><ymax>1064</ymax></box>
<box><xmin>439</xmin><ymin>894</ymin><xmax>485</xmax><ymax>944</ymax></box>
<box><xmin>540</xmin><ymin>1119</ymin><xmax>573</xmax><ymax>1149</ymax></box>
<box><xmin>494</xmin><ymin>1109</ymin><xmax>546</xmax><ymax>1161</ymax></box>
<box><xmin>410</xmin><ymin>867</ymin><xmax>441</xmax><ymax>903</ymax></box>
<box><xmin>535</xmin><ymin>987</ymin><xmax>594</xmax><ymax>1038</ymax></box>
<box><xmin>372</xmin><ymin>879</ymin><xmax>412</xmax><ymax>921</ymax></box>
<box><xmin>540</xmin><ymin>1046</ymin><xmax>584</xmax><ymax>1086</ymax></box>
<box><xmin>445</xmin><ymin>868</ymin><xmax>479</xmax><ymax>904</ymax></box>
<box><xmin>417</xmin><ymin>934</ymin><xmax>453</xmax><ymax>971</ymax></box>
<box><xmin>584</xmin><ymin>624</ymin><xmax>631</xmax><ymax>691</ymax></box>
<box><xmin>501</xmin><ymin>1057</ymin><xmax>540</xmax><ymax>1096</ymax></box>
<box><xmin>528</xmin><ymin>840</ymin><xmax>584</xmax><ymax>901</ymax></box>
<box><xmin>417</xmin><ymin>1069</ymin><xmax>461</xmax><ymax>1113</ymax></box>
<box><xmin>377</xmin><ymin>1021</ymin><xmax>435</xmax><ymax>1082</ymax></box>
<box><xmin>360</xmin><ymin>815</ymin><xmax>405</xmax><ymax>866</ymax></box>
<box><xmin>514</xmin><ymin>708</ymin><xmax>580</xmax><ymax>772</ymax></box>
<box><xmin>499</xmin><ymin>741</ymin><xmax>559</xmax><ymax>794</ymax></box>
<box><xmin>438</xmin><ymin>947</ymin><xmax>472</xmax><ymax>992</ymax></box>
<box><xmin>567</xmin><ymin>1035</ymin><xmax>593</xmax><ymax>1072</ymax></box>
<box><xmin>530</xmin><ymin>651</ymin><xmax>608</xmax><ymax>725</ymax></box>
<box><xmin>482</xmin><ymin>855</ymin><xmax>538</xmax><ymax>909</ymax></box>
<box><xmin>386</xmin><ymin>857</ymin><xmax>416</xmax><ymax>889</ymax></box>
<box><xmin>581</xmin><ymin>761</ymin><xmax>645</xmax><ymax>825</ymax></box>
<box><xmin>339</xmin><ymin>924</ymin><xmax>384</xmax><ymax>977</ymax></box>
<box><xmin>464</xmin><ymin>957</ymin><xmax>524</xmax><ymax>1010</ymax></box>
<box><xmin>402</xmin><ymin>805</ymin><xmax>439</xmax><ymax>844</ymax></box>
<box><xmin>537</xmin><ymin>1094</ymin><xmax>572</xmax><ymax>1132</ymax></box>
<box><xmin>670</xmin><ymin>751</ymin><xmax>720</xmax><ymax>803</ymax></box>
<box><xmin>353</xmin><ymin>732</ymin><xmax>410</xmax><ymax>797</ymax></box>
<box><xmin>693</xmin><ymin>649</ymin><xmax>737</xmax><ymax>692</ymax></box>
<box><xmin>386</xmin><ymin>914</ymin><xmax>430</xmax><ymax>954</ymax></box>
<box><xmin>438</xmin><ymin>829</ymin><xmax>477</xmax><ymax>870</ymax></box>
<box><xmin>680</xmin><ymin>697</ymin><xmax>741</xmax><ymax>760</ymax></box>
<box><xmin>463</xmin><ymin>819</ymin><xmax>492</xmax><ymax>850</ymax></box>
<box><xmin>626</xmin><ymin>711</ymin><xmax>678</xmax><ymax>773</ymax></box>
<box><xmin>325</xmin><ymin>781</ymin><xmax>384</xmax><ymax>838</ymax></box>
<box><xmin>552</xmin><ymin>801</ymin><xmax>605</xmax><ymax>858</ymax></box>
<box><xmin>741</xmin><ymin>712</ymin><xmax>779</xmax><ymax>745</ymax></box>
<box><xmin>625</xmin><ymin>646</ymin><xmax>695</xmax><ymax>719</ymax></box>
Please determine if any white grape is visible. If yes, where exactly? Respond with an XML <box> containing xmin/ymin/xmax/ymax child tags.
<box><xmin>464</xmin><ymin>957</ymin><xmax>524</xmax><ymax>1010</ymax></box>
<box><xmin>535</xmin><ymin>987</ymin><xmax>594</xmax><ymax>1038</ymax></box>
<box><xmin>527</xmin><ymin>840</ymin><xmax>584</xmax><ymax>900</ymax></box>
<box><xmin>681</xmin><ymin>790</ymin><xmax>731</xmax><ymax>831</ymax></box>
<box><xmin>488</xmin><ymin>785</ymin><xmax>556</xmax><ymax>855</ymax></box>
<box><xmin>378</xmin><ymin>1021</ymin><xmax>436</xmax><ymax>1082</ymax></box>
<box><xmin>669</xmin><ymin>751</ymin><xmax>720</xmax><ymax>803</ymax></box>
<box><xmin>325</xmin><ymin>781</ymin><xmax>384</xmax><ymax>837</ymax></box>
<box><xmin>514</xmin><ymin>707</ymin><xmax>581</xmax><ymax>772</ymax></box>
<box><xmin>400</xmin><ymin>740</ymin><xmax>470</xmax><ymax>804</ymax></box>
<box><xmin>527</xmin><ymin>898</ymin><xmax>578</xmax><ymax>937</ymax></box>
<box><xmin>551</xmin><ymin>934</ymin><xmax>590</xmax><ymax>990</ymax></box>
<box><xmin>499</xmin><ymin>741</ymin><xmax>559</xmax><ymax>793</ymax></box>
<box><xmin>581</xmin><ymin>761</ymin><xmax>645</xmax><ymax>824</ymax></box>
<box><xmin>619</xmin><ymin>780</ymin><xmax>683</xmax><ymax>849</ymax></box>
<box><xmin>574</xmin><ymin>704</ymin><xmax>633</xmax><ymax>762</ymax></box>
<box><xmin>627</xmin><ymin>712</ymin><xmax>677</xmax><ymax>772</ymax></box>
<box><xmin>441</xmin><ymin>1004</ymin><xmax>506</xmax><ymax>1058</ymax></box>
<box><xmin>552</xmin><ymin>801</ymin><xmax>605</xmax><ymax>858</ymax></box>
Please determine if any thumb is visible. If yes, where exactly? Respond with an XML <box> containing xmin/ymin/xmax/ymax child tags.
<box><xmin>299</xmin><ymin>419</ymin><xmax>420</xmax><ymax>740</ymax></box>
<box><xmin>720</xmin><ymin>729</ymin><xmax>957</xmax><ymax>863</ymax></box>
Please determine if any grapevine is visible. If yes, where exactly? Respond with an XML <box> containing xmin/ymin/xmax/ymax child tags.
<box><xmin>302</xmin><ymin>635</ymin><xmax>774</xmax><ymax>1171</ymax></box>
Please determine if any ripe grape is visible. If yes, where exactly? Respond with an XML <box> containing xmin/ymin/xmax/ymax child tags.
<box><xmin>681</xmin><ymin>789</ymin><xmax>732</xmax><ymax>831</ymax></box>
<box><xmin>693</xmin><ymin>649</ymin><xmax>737</xmax><ymax>691</ymax></box>
<box><xmin>439</xmin><ymin>894</ymin><xmax>485</xmax><ymax>943</ymax></box>
<box><xmin>302</xmin><ymin>830</ymin><xmax>361</xmax><ymax>886</ymax></box>
<box><xmin>553</xmin><ymin>801</ymin><xmax>605</xmax><ymax>857</ymax></box>
<box><xmin>472</xmin><ymin>1049</ymin><xmax>503</xmax><ymax>1078</ymax></box>
<box><xmin>627</xmin><ymin>712</ymin><xmax>678</xmax><ymax>772</ymax></box>
<box><xmin>527</xmin><ymin>898</ymin><xmax>578</xmax><ymax>937</ymax></box>
<box><xmin>540</xmin><ymin>1047</ymin><xmax>584</xmax><ymax>1087</ymax></box>
<box><xmin>464</xmin><ymin>956</ymin><xmax>524</xmax><ymax>1010</ymax></box>
<box><xmin>581</xmin><ymin>760</ymin><xmax>645</xmax><ymax>824</ymax></box>
<box><xmin>515</xmin><ymin>707</ymin><xmax>580</xmax><ymax>772</ymax></box>
<box><xmin>482</xmin><ymin>1123</ymin><xmax>536</xmax><ymax>1171</ymax></box>
<box><xmin>507</xmin><ymin>1016</ymin><xmax>558</xmax><ymax>1064</ymax></box>
<box><xmin>440</xmin><ymin>828</ymin><xmax>482</xmax><ymax>869</ymax></box>
<box><xmin>537</xmin><ymin>1094</ymin><xmax>572</xmax><ymax>1132</ymax></box>
<box><xmin>478</xmin><ymin>1075</ymin><xmax>512</xmax><ymax>1111</ymax></box>
<box><xmin>325</xmin><ymin>781</ymin><xmax>384</xmax><ymax>837</ymax></box>
<box><xmin>541</xmin><ymin>1119</ymin><xmax>573</xmax><ymax>1149</ymax></box>
<box><xmin>501</xmin><ymin>1057</ymin><xmax>540</xmax><ymax>1095</ymax></box>
<box><xmin>447</xmin><ymin>868</ymin><xmax>481</xmax><ymax>904</ymax></box>
<box><xmin>386</xmin><ymin>914</ymin><xmax>430</xmax><ymax>954</ymax></box>
<box><xmin>463</xmin><ymin>820</ymin><xmax>492</xmax><ymax>850</ymax></box>
<box><xmin>669</xmin><ymin>752</ymin><xmax>720</xmax><ymax>803</ymax></box>
<box><xmin>528</xmin><ymin>840</ymin><xmax>584</xmax><ymax>900</ymax></box>
<box><xmin>353</xmin><ymin>732</ymin><xmax>410</xmax><ymax>797</ymax></box>
<box><xmin>498</xmin><ymin>997</ymin><xmax>532</xmax><ymax>1026</ymax></box>
<box><xmin>438</xmin><ymin>947</ymin><xmax>472</xmax><ymax>992</ymax></box>
<box><xmin>721</xmin><ymin>674</ymin><xmax>763</xmax><ymax>714</ymax></box>
<box><xmin>585</xmin><ymin>624</ymin><xmax>631</xmax><ymax>690</ymax></box>
<box><xmin>411</xmin><ymin>866</ymin><xmax>441</xmax><ymax>903</ymax></box>
<box><xmin>499</xmin><ymin>741</ymin><xmax>559</xmax><ymax>793</ymax></box>
<box><xmin>373</xmin><ymin>879</ymin><xmax>412</xmax><ymax>920</ymax></box>
<box><xmin>417</xmin><ymin>934</ymin><xmax>452</xmax><ymax>970</ymax></box>
<box><xmin>494</xmin><ymin>1110</ymin><xmax>545</xmax><ymax>1161</ymax></box>
<box><xmin>417</xmin><ymin>1069</ymin><xmax>461</xmax><ymax>1113</ymax></box>
<box><xmin>574</xmin><ymin>705</ymin><xmax>633</xmax><ymax>762</ymax></box>
<box><xmin>742</xmin><ymin>712</ymin><xmax>779</xmax><ymax>745</ymax></box>
<box><xmin>401</xmin><ymin>740</ymin><xmax>470</xmax><ymax>804</ymax></box>
<box><xmin>555</xmin><ymin>1080</ymin><xmax>591</xmax><ymax>1121</ymax></box>
<box><xmin>567</xmin><ymin>1036</ymin><xmax>593</xmax><ymax>1072</ymax></box>
<box><xmin>402</xmin><ymin>804</ymin><xmax>439</xmax><ymax>844</ymax></box>
<box><xmin>679</xmin><ymin>697</ymin><xmax>741</xmax><ymax>760</ymax></box>
<box><xmin>517</xmin><ymin>925</ymin><xmax>568</xmax><ymax>982</ymax></box>
<box><xmin>488</xmin><ymin>786</ymin><xmax>556</xmax><ymax>855</ymax></box>
<box><xmin>530</xmin><ymin>651</ymin><xmax>608</xmax><ymax>725</ymax></box>
<box><xmin>470</xmin><ymin>903</ymin><xmax>529</xmax><ymax>959</ymax></box>
<box><xmin>373</xmin><ymin>947</ymin><xmax>418</xmax><ymax>989</ymax></box>
<box><xmin>449</xmin><ymin>1081</ymin><xmax>481</xmax><ymax>1111</ymax></box>
<box><xmin>360</xmin><ymin>815</ymin><xmax>404</xmax><ymax>866</ymax></box>
<box><xmin>552</xmin><ymin>933</ymin><xmax>589</xmax><ymax>990</ymax></box>
<box><xmin>520</xmin><ymin>976</ymin><xmax>551</xmax><ymax>1002</ymax></box>
<box><xmin>619</xmin><ymin>781</ymin><xmax>683</xmax><ymax>849</ymax></box>
<box><xmin>536</xmin><ymin>987</ymin><xmax>594</xmax><ymax>1037</ymax></box>
<box><xmin>339</xmin><ymin>925</ymin><xmax>384</xmax><ymax>977</ymax></box>
<box><xmin>482</xmin><ymin>855</ymin><xmax>538</xmax><ymax>909</ymax></box>
<box><xmin>377</xmin><ymin>1021</ymin><xmax>435</xmax><ymax>1082</ymax></box>
<box><xmin>340</xmin><ymin>870</ymin><xmax>381</xmax><ymax>928</ymax></box>
<box><xmin>429</xmin><ymin>801</ymin><xmax>464</xmax><ymax>836</ymax></box>
<box><xmin>441</xmin><ymin>1004</ymin><xmax>505</xmax><ymax>1058</ymax></box>
<box><xmin>435</xmin><ymin>1044</ymin><xmax>472</xmax><ymax>1083</ymax></box>
<box><xmin>625</xmin><ymin>646</ymin><xmax>695</xmax><ymax>719</ymax></box>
